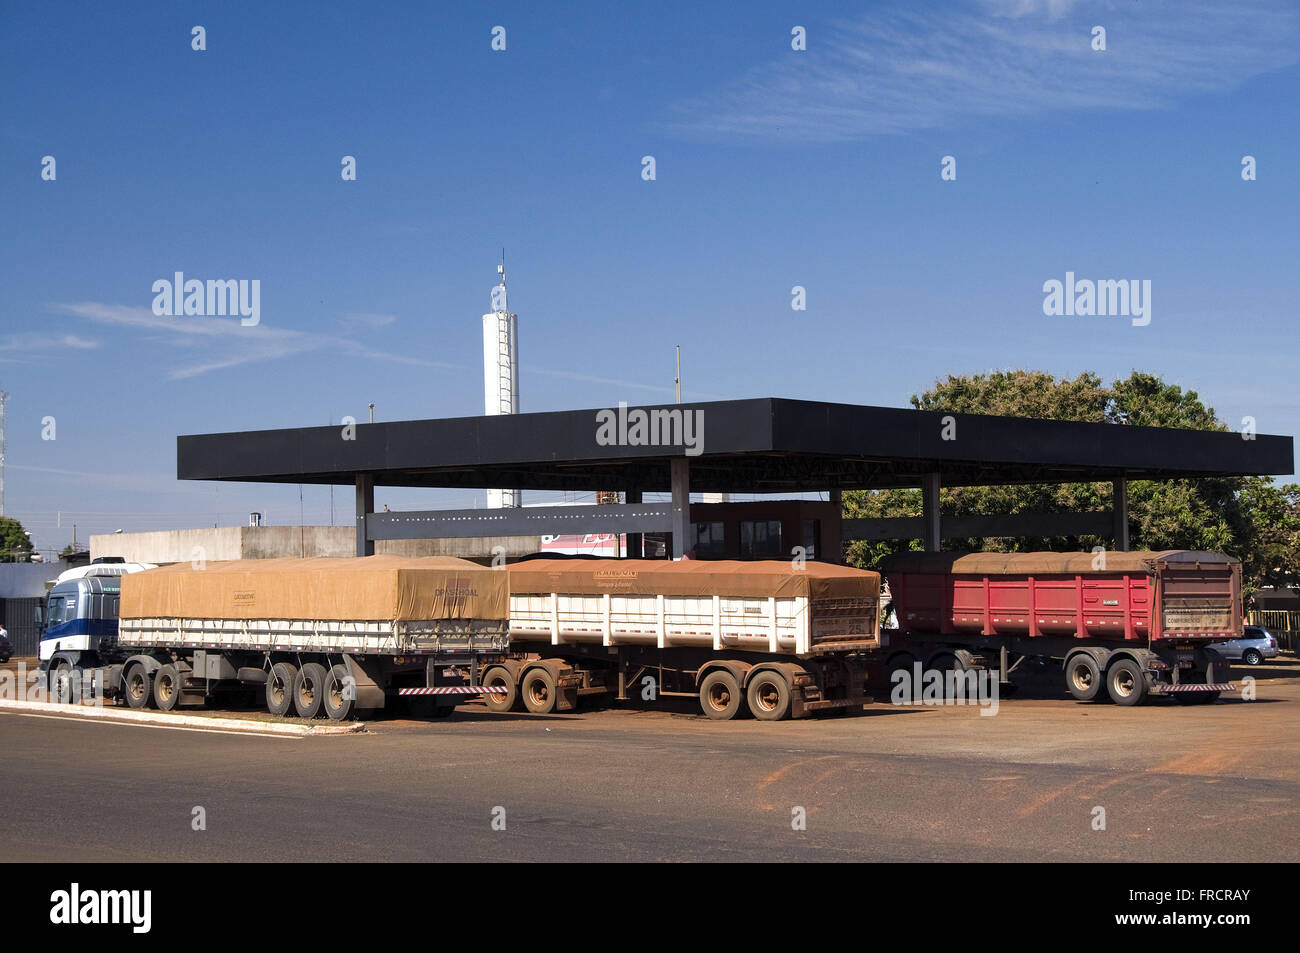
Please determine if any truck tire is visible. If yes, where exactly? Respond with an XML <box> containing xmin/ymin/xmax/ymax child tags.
<box><xmin>521</xmin><ymin>667</ymin><xmax>558</xmax><ymax>714</ymax></box>
<box><xmin>699</xmin><ymin>670</ymin><xmax>743</xmax><ymax>720</ymax></box>
<box><xmin>322</xmin><ymin>664</ymin><xmax>354</xmax><ymax>721</ymax></box>
<box><xmin>482</xmin><ymin>666</ymin><xmax>519</xmax><ymax>714</ymax></box>
<box><xmin>1064</xmin><ymin>653</ymin><xmax>1104</xmax><ymax>702</ymax></box>
<box><xmin>1106</xmin><ymin>658</ymin><xmax>1148</xmax><ymax>707</ymax></box>
<box><xmin>430</xmin><ymin>703</ymin><xmax>456</xmax><ymax>719</ymax></box>
<box><xmin>926</xmin><ymin>653</ymin><xmax>970</xmax><ymax>699</ymax></box>
<box><xmin>265</xmin><ymin>662</ymin><xmax>297</xmax><ymax>717</ymax></box>
<box><xmin>747</xmin><ymin>669</ymin><xmax>792</xmax><ymax>721</ymax></box>
<box><xmin>154</xmin><ymin>664</ymin><xmax>183</xmax><ymax>712</ymax></box>
<box><xmin>51</xmin><ymin>660</ymin><xmax>77</xmax><ymax>705</ymax></box>
<box><xmin>122</xmin><ymin>662</ymin><xmax>153</xmax><ymax>710</ymax></box>
<box><xmin>294</xmin><ymin>662</ymin><xmax>328</xmax><ymax>719</ymax></box>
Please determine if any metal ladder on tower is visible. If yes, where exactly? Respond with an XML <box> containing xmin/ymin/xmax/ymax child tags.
<box><xmin>496</xmin><ymin>318</ymin><xmax>513</xmax><ymax>415</ymax></box>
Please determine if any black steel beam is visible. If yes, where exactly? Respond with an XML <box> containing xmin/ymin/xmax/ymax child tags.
<box><xmin>843</xmin><ymin>511</ymin><xmax>1115</xmax><ymax>542</ymax></box>
<box><xmin>367</xmin><ymin>502</ymin><xmax>677</xmax><ymax>541</ymax></box>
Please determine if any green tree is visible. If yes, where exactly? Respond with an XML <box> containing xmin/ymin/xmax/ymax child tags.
<box><xmin>0</xmin><ymin>516</ymin><xmax>35</xmax><ymax>562</ymax></box>
<box><xmin>844</xmin><ymin>370</ymin><xmax>1297</xmax><ymax>596</ymax></box>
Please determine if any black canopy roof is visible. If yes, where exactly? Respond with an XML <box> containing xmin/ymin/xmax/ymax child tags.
<box><xmin>177</xmin><ymin>397</ymin><xmax>1294</xmax><ymax>493</ymax></box>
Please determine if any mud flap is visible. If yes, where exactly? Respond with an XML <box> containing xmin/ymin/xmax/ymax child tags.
<box><xmin>343</xmin><ymin>655</ymin><xmax>387</xmax><ymax>710</ymax></box>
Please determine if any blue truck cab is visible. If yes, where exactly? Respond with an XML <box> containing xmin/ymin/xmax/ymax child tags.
<box><xmin>37</xmin><ymin>563</ymin><xmax>153</xmax><ymax>700</ymax></box>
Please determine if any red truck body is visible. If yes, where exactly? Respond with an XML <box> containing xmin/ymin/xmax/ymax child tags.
<box><xmin>884</xmin><ymin>550</ymin><xmax>1241</xmax><ymax>645</ymax></box>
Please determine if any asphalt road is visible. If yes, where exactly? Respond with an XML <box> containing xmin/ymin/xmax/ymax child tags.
<box><xmin>2</xmin><ymin>660</ymin><xmax>1297</xmax><ymax>862</ymax></box>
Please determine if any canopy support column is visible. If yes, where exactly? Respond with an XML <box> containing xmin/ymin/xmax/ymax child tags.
<box><xmin>1113</xmin><ymin>478</ymin><xmax>1130</xmax><ymax>552</ymax></box>
<box><xmin>355</xmin><ymin>474</ymin><xmax>375</xmax><ymax>556</ymax></box>
<box><xmin>922</xmin><ymin>472</ymin><xmax>941</xmax><ymax>553</ymax></box>
<box><xmin>670</xmin><ymin>458</ymin><xmax>690</xmax><ymax>559</ymax></box>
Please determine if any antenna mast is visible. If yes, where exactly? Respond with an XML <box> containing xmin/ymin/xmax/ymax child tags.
<box><xmin>0</xmin><ymin>389</ymin><xmax>8</xmax><ymax>517</ymax></box>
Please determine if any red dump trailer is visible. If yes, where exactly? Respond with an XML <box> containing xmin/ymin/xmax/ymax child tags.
<box><xmin>879</xmin><ymin>550</ymin><xmax>1241</xmax><ymax>706</ymax></box>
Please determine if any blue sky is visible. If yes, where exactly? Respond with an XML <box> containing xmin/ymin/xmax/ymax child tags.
<box><xmin>2</xmin><ymin>0</ymin><xmax>1297</xmax><ymax>556</ymax></box>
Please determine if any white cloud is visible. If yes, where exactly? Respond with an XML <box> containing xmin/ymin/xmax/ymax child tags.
<box><xmin>340</xmin><ymin>312</ymin><xmax>398</xmax><ymax>330</ymax></box>
<box><xmin>51</xmin><ymin>301</ymin><xmax>460</xmax><ymax>379</ymax></box>
<box><xmin>658</xmin><ymin>0</ymin><xmax>1300</xmax><ymax>142</ymax></box>
<box><xmin>0</xmin><ymin>332</ymin><xmax>101</xmax><ymax>352</ymax></box>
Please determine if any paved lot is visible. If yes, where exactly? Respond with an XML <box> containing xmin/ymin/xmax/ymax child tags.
<box><xmin>1</xmin><ymin>658</ymin><xmax>1297</xmax><ymax>862</ymax></box>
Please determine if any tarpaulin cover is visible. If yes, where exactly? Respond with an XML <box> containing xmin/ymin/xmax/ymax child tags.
<box><xmin>878</xmin><ymin>550</ymin><xmax>1238</xmax><ymax>576</ymax></box>
<box><xmin>507</xmin><ymin>558</ymin><xmax>880</xmax><ymax>601</ymax></box>
<box><xmin>120</xmin><ymin>556</ymin><xmax>509</xmax><ymax>622</ymax></box>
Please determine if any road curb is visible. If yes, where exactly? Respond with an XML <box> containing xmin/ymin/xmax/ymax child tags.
<box><xmin>0</xmin><ymin>698</ymin><xmax>365</xmax><ymax>735</ymax></box>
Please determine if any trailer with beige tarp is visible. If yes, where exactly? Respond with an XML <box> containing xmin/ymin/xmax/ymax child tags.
<box><xmin>98</xmin><ymin>556</ymin><xmax>510</xmax><ymax>720</ymax></box>
<box><xmin>482</xmin><ymin>558</ymin><xmax>881</xmax><ymax>721</ymax></box>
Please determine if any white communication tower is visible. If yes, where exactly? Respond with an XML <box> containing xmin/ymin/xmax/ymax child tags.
<box><xmin>482</xmin><ymin>256</ymin><xmax>519</xmax><ymax>509</ymax></box>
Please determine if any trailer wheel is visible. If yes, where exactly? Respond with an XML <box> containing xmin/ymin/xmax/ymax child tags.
<box><xmin>430</xmin><ymin>703</ymin><xmax>456</xmax><ymax>719</ymax></box>
<box><xmin>265</xmin><ymin>662</ymin><xmax>297</xmax><ymax>717</ymax></box>
<box><xmin>699</xmin><ymin>670</ymin><xmax>743</xmax><ymax>720</ymax></box>
<box><xmin>482</xmin><ymin>666</ymin><xmax>519</xmax><ymax>714</ymax></box>
<box><xmin>1064</xmin><ymin>654</ymin><xmax>1104</xmax><ymax>702</ymax></box>
<box><xmin>322</xmin><ymin>664</ymin><xmax>354</xmax><ymax>721</ymax></box>
<box><xmin>521</xmin><ymin>667</ymin><xmax>558</xmax><ymax>714</ymax></box>
<box><xmin>747</xmin><ymin>670</ymin><xmax>792</xmax><ymax>721</ymax></box>
<box><xmin>294</xmin><ymin>662</ymin><xmax>328</xmax><ymax>719</ymax></box>
<box><xmin>154</xmin><ymin>664</ymin><xmax>183</xmax><ymax>712</ymax></box>
<box><xmin>886</xmin><ymin>653</ymin><xmax>918</xmax><ymax>684</ymax></box>
<box><xmin>123</xmin><ymin>663</ymin><xmax>153</xmax><ymax>710</ymax></box>
<box><xmin>1106</xmin><ymin>658</ymin><xmax>1148</xmax><ymax>707</ymax></box>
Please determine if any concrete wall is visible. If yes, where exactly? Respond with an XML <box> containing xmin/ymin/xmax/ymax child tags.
<box><xmin>91</xmin><ymin>527</ymin><xmax>246</xmax><ymax>564</ymax></box>
<box><xmin>91</xmin><ymin>527</ymin><xmax>543</xmax><ymax>565</ymax></box>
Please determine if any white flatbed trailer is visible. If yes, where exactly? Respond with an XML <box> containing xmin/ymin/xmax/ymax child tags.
<box><xmin>480</xmin><ymin>559</ymin><xmax>882</xmax><ymax>721</ymax></box>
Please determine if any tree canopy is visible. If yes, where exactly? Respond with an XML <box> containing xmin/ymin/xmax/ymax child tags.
<box><xmin>0</xmin><ymin>516</ymin><xmax>35</xmax><ymax>562</ymax></box>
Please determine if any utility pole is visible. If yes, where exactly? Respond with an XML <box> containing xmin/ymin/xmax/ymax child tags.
<box><xmin>674</xmin><ymin>346</ymin><xmax>681</xmax><ymax>403</ymax></box>
<box><xmin>0</xmin><ymin>388</ymin><xmax>8</xmax><ymax>517</ymax></box>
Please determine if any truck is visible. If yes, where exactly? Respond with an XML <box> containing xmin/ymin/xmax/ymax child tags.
<box><xmin>45</xmin><ymin>555</ymin><xmax>510</xmax><ymax>720</ymax></box>
<box><xmin>879</xmin><ymin>549</ymin><xmax>1241</xmax><ymax>706</ymax></box>
<box><xmin>479</xmin><ymin>558</ymin><xmax>882</xmax><ymax>721</ymax></box>
<box><xmin>37</xmin><ymin>561</ymin><xmax>155</xmax><ymax>702</ymax></box>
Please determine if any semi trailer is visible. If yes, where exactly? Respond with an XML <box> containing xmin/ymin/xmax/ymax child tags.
<box><xmin>481</xmin><ymin>558</ymin><xmax>881</xmax><ymax>721</ymax></box>
<box><xmin>879</xmin><ymin>549</ymin><xmax>1241</xmax><ymax>706</ymax></box>
<box><xmin>41</xmin><ymin>556</ymin><xmax>510</xmax><ymax>720</ymax></box>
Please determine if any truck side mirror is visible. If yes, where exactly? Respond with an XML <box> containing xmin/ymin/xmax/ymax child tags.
<box><xmin>34</xmin><ymin>605</ymin><xmax>45</xmax><ymax>626</ymax></box>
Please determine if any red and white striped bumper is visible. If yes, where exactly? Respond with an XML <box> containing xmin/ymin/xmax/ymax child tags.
<box><xmin>395</xmin><ymin>686</ymin><xmax>507</xmax><ymax>696</ymax></box>
<box><xmin>1160</xmin><ymin>682</ymin><xmax>1234</xmax><ymax>693</ymax></box>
